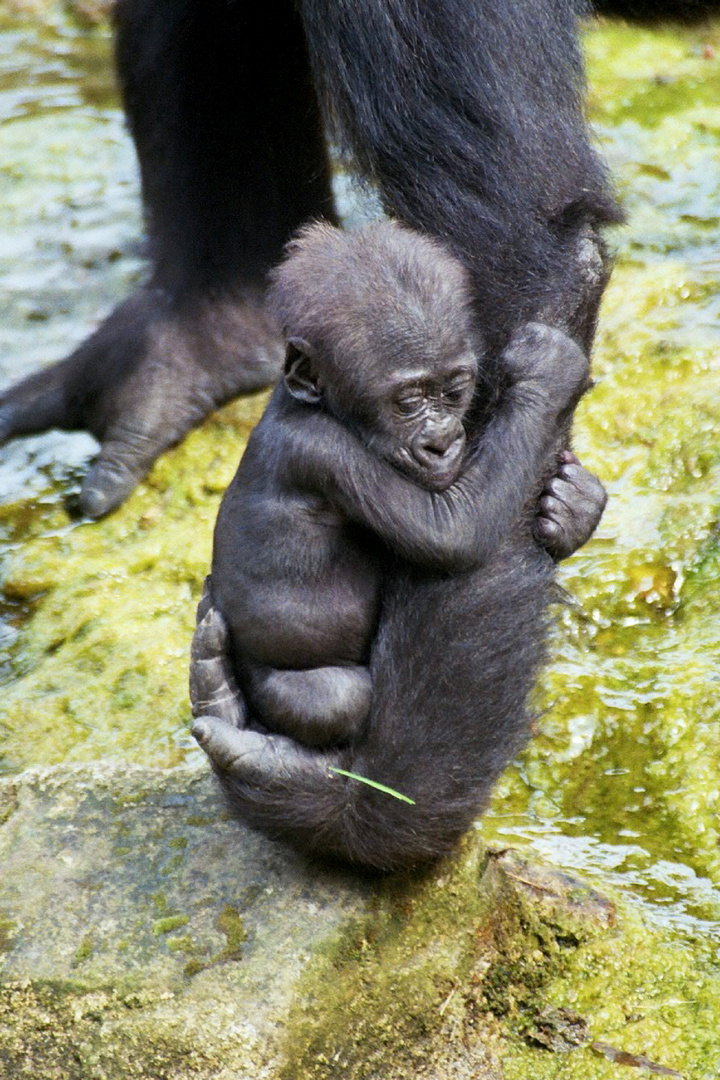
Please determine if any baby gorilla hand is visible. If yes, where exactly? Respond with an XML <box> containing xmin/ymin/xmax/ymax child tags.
<box><xmin>0</xmin><ymin>286</ymin><xmax>282</xmax><ymax>518</ymax></box>
<box><xmin>533</xmin><ymin>450</ymin><xmax>607</xmax><ymax>560</ymax></box>
<box><xmin>502</xmin><ymin>322</ymin><xmax>592</xmax><ymax>409</ymax></box>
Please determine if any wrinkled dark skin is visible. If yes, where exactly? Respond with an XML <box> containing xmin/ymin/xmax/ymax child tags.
<box><xmin>533</xmin><ymin>449</ymin><xmax>607</xmax><ymax>559</ymax></box>
<box><xmin>210</xmin><ymin>223</ymin><xmax>596</xmax><ymax>749</ymax></box>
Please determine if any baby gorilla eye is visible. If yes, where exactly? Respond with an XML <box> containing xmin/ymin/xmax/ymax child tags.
<box><xmin>444</xmin><ymin>387</ymin><xmax>464</xmax><ymax>405</ymax></box>
<box><xmin>394</xmin><ymin>392</ymin><xmax>424</xmax><ymax>416</ymax></box>
<box><xmin>443</xmin><ymin>378</ymin><xmax>474</xmax><ymax>407</ymax></box>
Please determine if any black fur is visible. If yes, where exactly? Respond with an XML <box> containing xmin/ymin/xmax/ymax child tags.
<box><xmin>195</xmin><ymin>543</ymin><xmax>555</xmax><ymax>870</ymax></box>
<box><xmin>300</xmin><ymin>0</ymin><xmax>621</xmax><ymax>356</ymax></box>
<box><xmin>192</xmin><ymin>437</ymin><xmax>606</xmax><ymax>871</ymax></box>
<box><xmin>207</xmin><ymin>223</ymin><xmax>591</xmax><ymax>753</ymax></box>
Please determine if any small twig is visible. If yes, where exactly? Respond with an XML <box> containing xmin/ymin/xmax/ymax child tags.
<box><xmin>504</xmin><ymin>871</ymin><xmax>554</xmax><ymax>894</ymax></box>
<box><xmin>439</xmin><ymin>987</ymin><xmax>456</xmax><ymax>1016</ymax></box>
<box><xmin>591</xmin><ymin>1040</ymin><xmax>683</xmax><ymax>1077</ymax></box>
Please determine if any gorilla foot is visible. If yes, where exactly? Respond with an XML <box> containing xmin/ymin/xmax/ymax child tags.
<box><xmin>533</xmin><ymin>450</ymin><xmax>607</xmax><ymax>560</ymax></box>
<box><xmin>0</xmin><ymin>285</ymin><xmax>283</xmax><ymax>517</ymax></box>
<box><xmin>189</xmin><ymin>586</ymin><xmax>342</xmax><ymax>785</ymax></box>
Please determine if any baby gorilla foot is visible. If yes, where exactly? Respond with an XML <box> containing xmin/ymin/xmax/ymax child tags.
<box><xmin>247</xmin><ymin>664</ymin><xmax>372</xmax><ymax>748</ymax></box>
<box><xmin>0</xmin><ymin>285</ymin><xmax>282</xmax><ymax>517</ymax></box>
<box><xmin>533</xmin><ymin>450</ymin><xmax>607</xmax><ymax>560</ymax></box>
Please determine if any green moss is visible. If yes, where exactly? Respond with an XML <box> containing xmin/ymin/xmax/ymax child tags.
<box><xmin>71</xmin><ymin>934</ymin><xmax>94</xmax><ymax>967</ymax></box>
<box><xmin>215</xmin><ymin>905</ymin><xmax>247</xmax><ymax>963</ymax></box>
<box><xmin>165</xmin><ymin>934</ymin><xmax>196</xmax><ymax>955</ymax></box>
<box><xmin>279</xmin><ymin>840</ymin><xmax>490</xmax><ymax>1078</ymax></box>
<box><xmin>277</xmin><ymin>846</ymin><xmax>720</xmax><ymax>1078</ymax></box>
<box><xmin>0</xmin><ymin>395</ymin><xmax>267</xmax><ymax>773</ymax></box>
<box><xmin>278</xmin><ymin>845</ymin><xmax>625</xmax><ymax>1078</ymax></box>
<box><xmin>0</xmin><ymin>979</ymin><xmax>222</xmax><ymax>1078</ymax></box>
<box><xmin>176</xmin><ymin>905</ymin><xmax>246</xmax><ymax>978</ymax></box>
<box><xmin>0</xmin><ymin>915</ymin><xmax>16</xmax><ymax>954</ymax></box>
<box><xmin>152</xmin><ymin>915</ymin><xmax>189</xmax><ymax>937</ymax></box>
<box><xmin>502</xmin><ymin>900</ymin><xmax>720</xmax><ymax>1079</ymax></box>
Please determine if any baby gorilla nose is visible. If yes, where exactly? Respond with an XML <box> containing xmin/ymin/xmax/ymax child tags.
<box><xmin>413</xmin><ymin>423</ymin><xmax>465</xmax><ymax>486</ymax></box>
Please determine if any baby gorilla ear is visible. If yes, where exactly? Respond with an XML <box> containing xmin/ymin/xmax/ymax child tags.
<box><xmin>284</xmin><ymin>338</ymin><xmax>322</xmax><ymax>404</ymax></box>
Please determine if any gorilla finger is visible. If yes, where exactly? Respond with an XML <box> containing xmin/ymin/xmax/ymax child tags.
<box><xmin>79</xmin><ymin>428</ymin><xmax>161</xmax><ymax>517</ymax></box>
<box><xmin>557</xmin><ymin>462</ymin><xmax>602</xmax><ymax>493</ymax></box>
<box><xmin>192</xmin><ymin>718</ymin><xmax>340</xmax><ymax>782</ymax></box>
<box><xmin>191</xmin><ymin>603</ymin><xmax>229</xmax><ymax>660</ymax></box>
<box><xmin>560</xmin><ymin>465</ymin><xmax>607</xmax><ymax>506</ymax></box>
<box><xmin>545</xmin><ymin>476</ymin><xmax>602</xmax><ymax>516</ymax></box>
<box><xmin>558</xmin><ymin>449</ymin><xmax>580</xmax><ymax>466</ymax></box>
<box><xmin>538</xmin><ymin>493</ymin><xmax>565</xmax><ymax>519</ymax></box>
<box><xmin>0</xmin><ymin>361</ymin><xmax>77</xmax><ymax>443</ymax></box>
<box><xmin>195</xmin><ymin>576</ymin><xmax>214</xmax><ymax>626</ymax></box>
<box><xmin>545</xmin><ymin>475</ymin><xmax>581</xmax><ymax>504</ymax></box>
<box><xmin>189</xmin><ymin>658</ymin><xmax>246</xmax><ymax>726</ymax></box>
<box><xmin>189</xmin><ymin>607</ymin><xmax>245</xmax><ymax>727</ymax></box>
<box><xmin>533</xmin><ymin>516</ymin><xmax>562</xmax><ymax>543</ymax></box>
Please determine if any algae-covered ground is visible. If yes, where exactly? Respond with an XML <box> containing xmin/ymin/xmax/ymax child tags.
<box><xmin>1</xmin><ymin>10</ymin><xmax>720</xmax><ymax>1078</ymax></box>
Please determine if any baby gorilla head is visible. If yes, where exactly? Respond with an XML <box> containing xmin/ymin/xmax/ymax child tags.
<box><xmin>269</xmin><ymin>221</ymin><xmax>482</xmax><ymax>491</ymax></box>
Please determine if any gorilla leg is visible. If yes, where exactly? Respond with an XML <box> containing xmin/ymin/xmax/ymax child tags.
<box><xmin>299</xmin><ymin>0</ymin><xmax>621</xmax><ymax>358</ymax></box>
<box><xmin>0</xmin><ymin>0</ymin><xmax>336</xmax><ymax>517</ymax></box>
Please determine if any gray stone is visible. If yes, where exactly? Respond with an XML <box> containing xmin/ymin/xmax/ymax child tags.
<box><xmin>0</xmin><ymin>762</ymin><xmax>373</xmax><ymax>1078</ymax></box>
<box><xmin>0</xmin><ymin>762</ymin><xmax>617</xmax><ymax>1079</ymax></box>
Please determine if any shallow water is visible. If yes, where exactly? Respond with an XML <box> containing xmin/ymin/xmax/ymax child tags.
<box><xmin>0</xmin><ymin>6</ymin><xmax>719</xmax><ymax>995</ymax></box>
<box><xmin>481</xmin><ymin>21</ymin><xmax>720</xmax><ymax>957</ymax></box>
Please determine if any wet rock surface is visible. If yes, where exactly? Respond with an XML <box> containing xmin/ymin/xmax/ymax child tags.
<box><xmin>0</xmin><ymin>761</ymin><xmax>627</xmax><ymax>1079</ymax></box>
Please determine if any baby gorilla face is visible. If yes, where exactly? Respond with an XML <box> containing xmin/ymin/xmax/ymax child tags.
<box><xmin>272</xmin><ymin>219</ymin><xmax>483</xmax><ymax>492</ymax></box>
<box><xmin>364</xmin><ymin>351</ymin><xmax>478</xmax><ymax>492</ymax></box>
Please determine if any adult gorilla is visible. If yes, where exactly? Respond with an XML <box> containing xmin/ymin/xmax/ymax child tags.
<box><xmin>0</xmin><ymin>0</ymin><xmax>621</xmax><ymax>513</ymax></box>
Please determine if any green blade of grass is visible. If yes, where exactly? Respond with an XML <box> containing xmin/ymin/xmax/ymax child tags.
<box><xmin>328</xmin><ymin>766</ymin><xmax>416</xmax><ymax>804</ymax></box>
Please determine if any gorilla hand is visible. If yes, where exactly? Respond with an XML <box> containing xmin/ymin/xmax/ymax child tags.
<box><xmin>190</xmin><ymin>579</ymin><xmax>342</xmax><ymax>794</ymax></box>
<box><xmin>0</xmin><ymin>286</ymin><xmax>282</xmax><ymax>518</ymax></box>
<box><xmin>533</xmin><ymin>450</ymin><xmax>607</xmax><ymax>560</ymax></box>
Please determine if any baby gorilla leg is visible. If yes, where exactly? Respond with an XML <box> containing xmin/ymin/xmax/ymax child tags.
<box><xmin>246</xmin><ymin>664</ymin><xmax>372</xmax><ymax>748</ymax></box>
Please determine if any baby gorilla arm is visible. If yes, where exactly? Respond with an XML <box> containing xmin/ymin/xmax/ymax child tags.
<box><xmin>190</xmin><ymin>452</ymin><xmax>606</xmax><ymax>750</ymax></box>
<box><xmin>285</xmin><ymin>323</ymin><xmax>590</xmax><ymax>572</ymax></box>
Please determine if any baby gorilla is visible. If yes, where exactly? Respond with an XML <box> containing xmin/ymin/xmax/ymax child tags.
<box><xmin>209</xmin><ymin>222</ymin><xmax>590</xmax><ymax>748</ymax></box>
